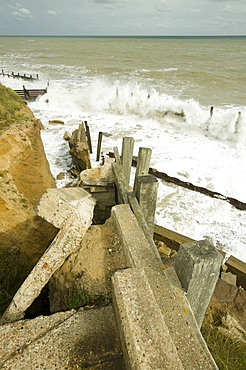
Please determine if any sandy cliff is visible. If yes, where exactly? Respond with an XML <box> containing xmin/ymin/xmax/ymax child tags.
<box><xmin>0</xmin><ymin>87</ymin><xmax>58</xmax><ymax>313</ymax></box>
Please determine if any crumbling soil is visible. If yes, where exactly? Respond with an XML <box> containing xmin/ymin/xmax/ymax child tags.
<box><xmin>0</xmin><ymin>106</ymin><xmax>58</xmax><ymax>314</ymax></box>
<box><xmin>49</xmin><ymin>217</ymin><xmax>127</xmax><ymax>313</ymax></box>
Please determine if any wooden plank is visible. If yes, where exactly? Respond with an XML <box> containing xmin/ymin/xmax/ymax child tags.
<box><xmin>133</xmin><ymin>147</ymin><xmax>152</xmax><ymax>193</ymax></box>
<box><xmin>121</xmin><ymin>137</ymin><xmax>134</xmax><ymax>190</ymax></box>
<box><xmin>128</xmin><ymin>191</ymin><xmax>153</xmax><ymax>245</ymax></box>
<box><xmin>112</xmin><ymin>162</ymin><xmax>129</xmax><ymax>204</ymax></box>
<box><xmin>226</xmin><ymin>255</ymin><xmax>246</xmax><ymax>289</ymax></box>
<box><xmin>96</xmin><ymin>132</ymin><xmax>103</xmax><ymax>162</ymax></box>
<box><xmin>113</xmin><ymin>147</ymin><xmax>121</xmax><ymax>162</ymax></box>
<box><xmin>154</xmin><ymin>224</ymin><xmax>193</xmax><ymax>251</ymax></box>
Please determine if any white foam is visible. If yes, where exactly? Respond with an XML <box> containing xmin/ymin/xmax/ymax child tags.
<box><xmin>1</xmin><ymin>74</ymin><xmax>246</xmax><ymax>263</ymax></box>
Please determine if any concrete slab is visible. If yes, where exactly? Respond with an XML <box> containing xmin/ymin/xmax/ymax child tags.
<box><xmin>0</xmin><ymin>306</ymin><xmax>125</xmax><ymax>369</ymax></box>
<box><xmin>0</xmin><ymin>189</ymin><xmax>96</xmax><ymax>324</ymax></box>
<box><xmin>112</xmin><ymin>267</ymin><xmax>218</xmax><ymax>370</ymax></box>
<box><xmin>111</xmin><ymin>204</ymin><xmax>163</xmax><ymax>270</ymax></box>
<box><xmin>35</xmin><ymin>187</ymin><xmax>95</xmax><ymax>228</ymax></box>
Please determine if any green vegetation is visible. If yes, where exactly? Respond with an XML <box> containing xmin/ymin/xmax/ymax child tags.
<box><xmin>64</xmin><ymin>286</ymin><xmax>93</xmax><ymax>311</ymax></box>
<box><xmin>0</xmin><ymin>83</ymin><xmax>27</xmax><ymax>131</ymax></box>
<box><xmin>202</xmin><ymin>311</ymin><xmax>246</xmax><ymax>370</ymax></box>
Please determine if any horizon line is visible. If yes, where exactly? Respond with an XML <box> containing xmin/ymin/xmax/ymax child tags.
<box><xmin>0</xmin><ymin>34</ymin><xmax>245</xmax><ymax>38</ymax></box>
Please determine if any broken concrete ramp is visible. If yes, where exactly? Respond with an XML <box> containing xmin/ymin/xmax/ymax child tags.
<box><xmin>0</xmin><ymin>188</ymin><xmax>96</xmax><ymax>325</ymax></box>
<box><xmin>0</xmin><ymin>306</ymin><xmax>125</xmax><ymax>369</ymax></box>
<box><xmin>36</xmin><ymin>187</ymin><xmax>96</xmax><ymax>228</ymax></box>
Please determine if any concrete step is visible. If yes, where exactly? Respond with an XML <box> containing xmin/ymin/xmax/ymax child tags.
<box><xmin>112</xmin><ymin>267</ymin><xmax>217</xmax><ymax>369</ymax></box>
<box><xmin>111</xmin><ymin>204</ymin><xmax>218</xmax><ymax>369</ymax></box>
<box><xmin>0</xmin><ymin>306</ymin><xmax>125</xmax><ymax>369</ymax></box>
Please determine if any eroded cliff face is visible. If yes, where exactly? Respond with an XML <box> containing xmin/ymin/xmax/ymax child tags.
<box><xmin>0</xmin><ymin>103</ymin><xmax>58</xmax><ymax>313</ymax></box>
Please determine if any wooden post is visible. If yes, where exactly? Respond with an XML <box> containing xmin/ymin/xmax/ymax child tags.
<box><xmin>112</xmin><ymin>162</ymin><xmax>129</xmax><ymax>204</ymax></box>
<box><xmin>128</xmin><ymin>191</ymin><xmax>155</xmax><ymax>246</ymax></box>
<box><xmin>23</xmin><ymin>85</ymin><xmax>29</xmax><ymax>100</ymax></box>
<box><xmin>135</xmin><ymin>174</ymin><xmax>158</xmax><ymax>236</ymax></box>
<box><xmin>96</xmin><ymin>132</ymin><xmax>103</xmax><ymax>162</ymax></box>
<box><xmin>121</xmin><ymin>137</ymin><xmax>134</xmax><ymax>190</ymax></box>
<box><xmin>113</xmin><ymin>146</ymin><xmax>121</xmax><ymax>162</ymax></box>
<box><xmin>174</xmin><ymin>240</ymin><xmax>222</xmax><ymax>328</ymax></box>
<box><xmin>133</xmin><ymin>147</ymin><xmax>152</xmax><ymax>193</ymax></box>
<box><xmin>84</xmin><ymin>121</ymin><xmax>92</xmax><ymax>153</ymax></box>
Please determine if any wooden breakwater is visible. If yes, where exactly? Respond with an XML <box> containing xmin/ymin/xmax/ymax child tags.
<box><xmin>14</xmin><ymin>85</ymin><xmax>47</xmax><ymax>101</ymax></box>
<box><xmin>1</xmin><ymin>69</ymin><xmax>39</xmax><ymax>81</ymax></box>
<box><xmin>105</xmin><ymin>149</ymin><xmax>246</xmax><ymax>290</ymax></box>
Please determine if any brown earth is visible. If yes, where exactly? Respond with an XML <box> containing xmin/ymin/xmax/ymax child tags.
<box><xmin>0</xmin><ymin>105</ymin><xmax>58</xmax><ymax>314</ymax></box>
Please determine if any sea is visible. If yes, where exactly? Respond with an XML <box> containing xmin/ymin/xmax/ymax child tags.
<box><xmin>0</xmin><ymin>36</ymin><xmax>246</xmax><ymax>262</ymax></box>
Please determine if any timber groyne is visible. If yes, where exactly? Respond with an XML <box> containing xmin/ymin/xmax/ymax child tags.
<box><xmin>1</xmin><ymin>70</ymin><xmax>48</xmax><ymax>101</ymax></box>
<box><xmin>13</xmin><ymin>86</ymin><xmax>47</xmax><ymax>101</ymax></box>
<box><xmin>1</xmin><ymin>69</ymin><xmax>39</xmax><ymax>81</ymax></box>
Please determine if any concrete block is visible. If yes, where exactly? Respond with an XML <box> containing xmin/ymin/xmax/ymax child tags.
<box><xmin>0</xmin><ymin>190</ymin><xmax>96</xmax><ymax>324</ymax></box>
<box><xmin>174</xmin><ymin>240</ymin><xmax>222</xmax><ymax>328</ymax></box>
<box><xmin>36</xmin><ymin>187</ymin><xmax>95</xmax><ymax>228</ymax></box>
<box><xmin>111</xmin><ymin>204</ymin><xmax>162</xmax><ymax>270</ymax></box>
<box><xmin>112</xmin><ymin>267</ymin><xmax>218</xmax><ymax>369</ymax></box>
<box><xmin>0</xmin><ymin>306</ymin><xmax>124</xmax><ymax>369</ymax></box>
<box><xmin>135</xmin><ymin>174</ymin><xmax>158</xmax><ymax>236</ymax></box>
<box><xmin>221</xmin><ymin>271</ymin><xmax>237</xmax><ymax>286</ymax></box>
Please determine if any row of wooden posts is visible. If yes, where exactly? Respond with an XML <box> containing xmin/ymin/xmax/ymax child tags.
<box><xmin>1</xmin><ymin>69</ymin><xmax>39</xmax><ymax>81</ymax></box>
<box><xmin>82</xmin><ymin>123</ymin><xmax>158</xmax><ymax>240</ymax></box>
<box><xmin>70</xmin><ymin>121</ymin><xmax>246</xmax><ymax>292</ymax></box>
<box><xmin>112</xmin><ymin>138</ymin><xmax>158</xmax><ymax>239</ymax></box>
<box><xmin>92</xmin><ymin>127</ymin><xmax>246</xmax><ymax>291</ymax></box>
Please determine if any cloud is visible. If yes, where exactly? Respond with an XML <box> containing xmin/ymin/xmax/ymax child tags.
<box><xmin>19</xmin><ymin>8</ymin><xmax>31</xmax><ymax>16</ymax></box>
<box><xmin>47</xmin><ymin>10</ymin><xmax>58</xmax><ymax>15</ymax></box>
<box><xmin>155</xmin><ymin>0</ymin><xmax>170</xmax><ymax>13</ymax></box>
<box><xmin>7</xmin><ymin>4</ymin><xmax>16</xmax><ymax>10</ymax></box>
<box><xmin>12</xmin><ymin>7</ymin><xmax>32</xmax><ymax>17</ymax></box>
<box><xmin>224</xmin><ymin>4</ymin><xmax>233</xmax><ymax>11</ymax></box>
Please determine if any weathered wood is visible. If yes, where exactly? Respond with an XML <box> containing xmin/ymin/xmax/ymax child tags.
<box><xmin>2</xmin><ymin>70</ymin><xmax>38</xmax><ymax>81</ymax></box>
<box><xmin>128</xmin><ymin>191</ymin><xmax>155</xmax><ymax>247</ymax></box>
<box><xmin>84</xmin><ymin>121</ymin><xmax>92</xmax><ymax>154</ymax></box>
<box><xmin>154</xmin><ymin>224</ymin><xmax>193</xmax><ymax>251</ymax></box>
<box><xmin>133</xmin><ymin>147</ymin><xmax>152</xmax><ymax>193</ymax></box>
<box><xmin>108</xmin><ymin>151</ymin><xmax>246</xmax><ymax>211</ymax></box>
<box><xmin>225</xmin><ymin>255</ymin><xmax>246</xmax><ymax>290</ymax></box>
<box><xmin>135</xmin><ymin>174</ymin><xmax>158</xmax><ymax>236</ymax></box>
<box><xmin>14</xmin><ymin>87</ymin><xmax>47</xmax><ymax>101</ymax></box>
<box><xmin>96</xmin><ymin>131</ymin><xmax>103</xmax><ymax>161</ymax></box>
<box><xmin>112</xmin><ymin>162</ymin><xmax>129</xmax><ymax>204</ymax></box>
<box><xmin>113</xmin><ymin>146</ymin><xmax>121</xmax><ymax>162</ymax></box>
<box><xmin>121</xmin><ymin>137</ymin><xmax>134</xmax><ymax>190</ymax></box>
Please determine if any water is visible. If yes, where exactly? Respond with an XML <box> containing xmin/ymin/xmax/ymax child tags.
<box><xmin>0</xmin><ymin>36</ymin><xmax>246</xmax><ymax>262</ymax></box>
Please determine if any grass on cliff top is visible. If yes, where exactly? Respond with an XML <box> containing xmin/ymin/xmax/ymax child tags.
<box><xmin>0</xmin><ymin>83</ymin><xmax>27</xmax><ymax>131</ymax></box>
<box><xmin>201</xmin><ymin>309</ymin><xmax>246</xmax><ymax>370</ymax></box>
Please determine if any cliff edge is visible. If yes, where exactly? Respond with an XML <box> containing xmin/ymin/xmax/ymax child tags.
<box><xmin>0</xmin><ymin>84</ymin><xmax>58</xmax><ymax>314</ymax></box>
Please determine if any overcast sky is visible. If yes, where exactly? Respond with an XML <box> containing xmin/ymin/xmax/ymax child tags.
<box><xmin>0</xmin><ymin>0</ymin><xmax>245</xmax><ymax>36</ymax></box>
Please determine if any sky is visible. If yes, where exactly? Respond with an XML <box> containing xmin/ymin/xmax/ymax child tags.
<box><xmin>0</xmin><ymin>0</ymin><xmax>245</xmax><ymax>36</ymax></box>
